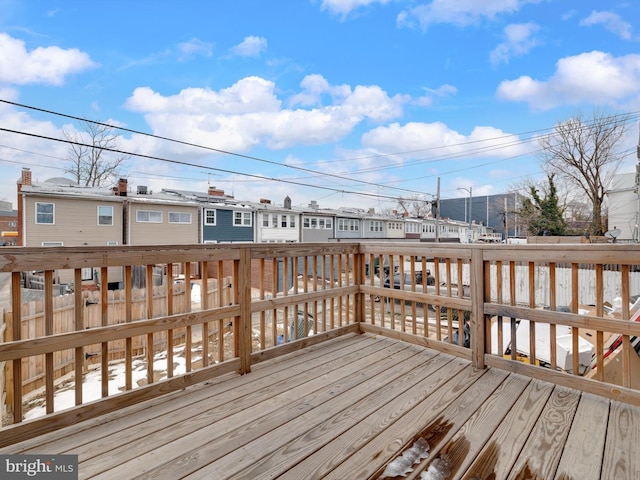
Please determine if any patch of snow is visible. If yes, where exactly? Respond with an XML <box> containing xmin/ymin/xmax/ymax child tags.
<box><xmin>24</xmin><ymin>346</ymin><xmax>191</xmax><ymax>420</ymax></box>
<box><xmin>382</xmin><ymin>437</ymin><xmax>430</xmax><ymax>478</ymax></box>
<box><xmin>420</xmin><ymin>456</ymin><xmax>452</xmax><ymax>480</ymax></box>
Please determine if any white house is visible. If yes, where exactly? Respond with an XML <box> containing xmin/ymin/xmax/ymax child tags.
<box><xmin>608</xmin><ymin>172</ymin><xmax>638</xmax><ymax>242</ymax></box>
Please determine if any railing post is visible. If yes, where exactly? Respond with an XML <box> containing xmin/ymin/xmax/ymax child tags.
<box><xmin>354</xmin><ymin>247</ymin><xmax>364</xmax><ymax>325</ymax></box>
<box><xmin>470</xmin><ymin>248</ymin><xmax>486</xmax><ymax>369</ymax></box>
<box><xmin>237</xmin><ymin>247</ymin><xmax>252</xmax><ymax>374</ymax></box>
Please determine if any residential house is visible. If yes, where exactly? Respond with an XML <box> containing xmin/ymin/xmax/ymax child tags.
<box><xmin>301</xmin><ymin>201</ymin><xmax>335</xmax><ymax>242</ymax></box>
<box><xmin>0</xmin><ymin>200</ymin><xmax>18</xmax><ymax>245</ymax></box>
<box><xmin>607</xmin><ymin>172</ymin><xmax>638</xmax><ymax>242</ymax></box>
<box><xmin>404</xmin><ymin>218</ymin><xmax>421</xmax><ymax>240</ymax></box>
<box><xmin>124</xmin><ymin>185</ymin><xmax>199</xmax><ymax>246</ymax></box>
<box><xmin>363</xmin><ymin>210</ymin><xmax>386</xmax><ymax>240</ymax></box>
<box><xmin>385</xmin><ymin>218</ymin><xmax>405</xmax><ymax>239</ymax></box>
<box><xmin>17</xmin><ymin>168</ymin><xmax>125</xmax><ymax>289</ymax></box>
<box><xmin>255</xmin><ymin>197</ymin><xmax>300</xmax><ymax>243</ymax></box>
<box><xmin>334</xmin><ymin>208</ymin><xmax>365</xmax><ymax>240</ymax></box>
<box><xmin>163</xmin><ymin>187</ymin><xmax>255</xmax><ymax>244</ymax></box>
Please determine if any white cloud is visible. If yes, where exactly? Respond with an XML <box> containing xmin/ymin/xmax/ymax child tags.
<box><xmin>496</xmin><ymin>50</ymin><xmax>640</xmax><ymax>110</ymax></box>
<box><xmin>177</xmin><ymin>38</ymin><xmax>213</xmax><ymax>61</ymax></box>
<box><xmin>230</xmin><ymin>36</ymin><xmax>267</xmax><ymax>58</ymax></box>
<box><xmin>490</xmin><ymin>22</ymin><xmax>540</xmax><ymax>66</ymax></box>
<box><xmin>580</xmin><ymin>11</ymin><xmax>632</xmax><ymax>40</ymax></box>
<box><xmin>361</xmin><ymin>122</ymin><xmax>528</xmax><ymax>159</ymax></box>
<box><xmin>124</xmin><ymin>74</ymin><xmax>407</xmax><ymax>151</ymax></box>
<box><xmin>320</xmin><ymin>0</ymin><xmax>391</xmax><ymax>18</ymax></box>
<box><xmin>288</xmin><ymin>74</ymin><xmax>351</xmax><ymax>107</ymax></box>
<box><xmin>0</xmin><ymin>33</ymin><xmax>97</xmax><ymax>85</ymax></box>
<box><xmin>415</xmin><ymin>83</ymin><xmax>457</xmax><ymax>107</ymax></box>
<box><xmin>397</xmin><ymin>0</ymin><xmax>539</xmax><ymax>30</ymax></box>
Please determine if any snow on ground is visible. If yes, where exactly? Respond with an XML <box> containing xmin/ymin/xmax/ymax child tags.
<box><xmin>24</xmin><ymin>346</ymin><xmax>200</xmax><ymax>420</ymax></box>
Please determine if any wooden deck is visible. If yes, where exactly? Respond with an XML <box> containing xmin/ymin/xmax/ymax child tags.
<box><xmin>1</xmin><ymin>332</ymin><xmax>639</xmax><ymax>479</ymax></box>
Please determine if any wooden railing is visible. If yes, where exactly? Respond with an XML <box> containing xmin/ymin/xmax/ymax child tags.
<box><xmin>1</xmin><ymin>241</ymin><xmax>640</xmax><ymax>446</ymax></box>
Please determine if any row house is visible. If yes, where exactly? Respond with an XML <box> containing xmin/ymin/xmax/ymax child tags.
<box><xmin>335</xmin><ymin>208</ymin><xmax>365</xmax><ymax>240</ymax></box>
<box><xmin>17</xmin><ymin>171</ymin><xmax>199</xmax><ymax>289</ymax></box>
<box><xmin>18</xmin><ymin>169</ymin><xmax>495</xmax><ymax>252</ymax></box>
<box><xmin>163</xmin><ymin>187</ymin><xmax>255</xmax><ymax>244</ymax></box>
<box><xmin>255</xmin><ymin>197</ymin><xmax>300</xmax><ymax>243</ymax></box>
<box><xmin>301</xmin><ymin>201</ymin><xmax>335</xmax><ymax>243</ymax></box>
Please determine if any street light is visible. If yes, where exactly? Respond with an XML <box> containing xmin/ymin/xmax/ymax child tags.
<box><xmin>457</xmin><ymin>186</ymin><xmax>472</xmax><ymax>242</ymax></box>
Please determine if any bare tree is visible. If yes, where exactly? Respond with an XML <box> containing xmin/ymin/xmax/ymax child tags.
<box><xmin>63</xmin><ymin>120</ymin><xmax>129</xmax><ymax>187</ymax></box>
<box><xmin>538</xmin><ymin>109</ymin><xmax>630</xmax><ymax>236</ymax></box>
<box><xmin>397</xmin><ymin>194</ymin><xmax>432</xmax><ymax>218</ymax></box>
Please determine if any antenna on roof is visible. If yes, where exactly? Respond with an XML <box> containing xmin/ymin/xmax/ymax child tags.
<box><xmin>200</xmin><ymin>171</ymin><xmax>219</xmax><ymax>186</ymax></box>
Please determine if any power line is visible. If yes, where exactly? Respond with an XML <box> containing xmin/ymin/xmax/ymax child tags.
<box><xmin>0</xmin><ymin>126</ymin><xmax>411</xmax><ymax>203</ymax></box>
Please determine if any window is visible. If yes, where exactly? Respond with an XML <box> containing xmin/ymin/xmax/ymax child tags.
<box><xmin>204</xmin><ymin>209</ymin><xmax>216</xmax><ymax>226</ymax></box>
<box><xmin>36</xmin><ymin>202</ymin><xmax>54</xmax><ymax>224</ymax></box>
<box><xmin>281</xmin><ymin>215</ymin><xmax>288</xmax><ymax>228</ymax></box>
<box><xmin>41</xmin><ymin>241</ymin><xmax>63</xmax><ymax>247</ymax></box>
<box><xmin>8</xmin><ymin>221</ymin><xmax>16</xmax><ymax>227</ymax></box>
<box><xmin>338</xmin><ymin>218</ymin><xmax>359</xmax><ymax>232</ymax></box>
<box><xmin>263</xmin><ymin>214</ymin><xmax>269</xmax><ymax>227</ymax></box>
<box><xmin>82</xmin><ymin>268</ymin><xmax>93</xmax><ymax>281</ymax></box>
<box><xmin>289</xmin><ymin>215</ymin><xmax>296</xmax><ymax>228</ymax></box>
<box><xmin>98</xmin><ymin>205</ymin><xmax>113</xmax><ymax>226</ymax></box>
<box><xmin>272</xmin><ymin>214</ymin><xmax>278</xmax><ymax>228</ymax></box>
<box><xmin>305</xmin><ymin>217</ymin><xmax>332</xmax><ymax>229</ymax></box>
<box><xmin>370</xmin><ymin>221</ymin><xmax>383</xmax><ymax>232</ymax></box>
<box><xmin>234</xmin><ymin>211</ymin><xmax>252</xmax><ymax>226</ymax></box>
<box><xmin>169</xmin><ymin>212</ymin><xmax>192</xmax><ymax>224</ymax></box>
<box><xmin>136</xmin><ymin>210</ymin><xmax>162</xmax><ymax>223</ymax></box>
<box><xmin>106</xmin><ymin>241</ymin><xmax>119</xmax><ymax>246</ymax></box>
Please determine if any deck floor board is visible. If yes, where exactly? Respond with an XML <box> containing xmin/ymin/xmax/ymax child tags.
<box><xmin>1</xmin><ymin>332</ymin><xmax>637</xmax><ymax>480</ymax></box>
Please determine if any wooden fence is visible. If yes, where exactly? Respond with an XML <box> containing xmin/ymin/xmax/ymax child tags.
<box><xmin>2</xmin><ymin>277</ymin><xmax>233</xmax><ymax>404</ymax></box>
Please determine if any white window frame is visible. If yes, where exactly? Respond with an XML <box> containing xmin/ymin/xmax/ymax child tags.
<box><xmin>136</xmin><ymin>210</ymin><xmax>163</xmax><ymax>223</ymax></box>
<box><xmin>97</xmin><ymin>205</ymin><xmax>114</xmax><ymax>226</ymax></box>
<box><xmin>204</xmin><ymin>209</ymin><xmax>216</xmax><ymax>226</ymax></box>
<box><xmin>169</xmin><ymin>212</ymin><xmax>192</xmax><ymax>224</ymax></box>
<box><xmin>234</xmin><ymin>211</ymin><xmax>252</xmax><ymax>226</ymax></box>
<box><xmin>36</xmin><ymin>202</ymin><xmax>55</xmax><ymax>225</ymax></box>
<box><xmin>106</xmin><ymin>240</ymin><xmax>119</xmax><ymax>246</ymax></box>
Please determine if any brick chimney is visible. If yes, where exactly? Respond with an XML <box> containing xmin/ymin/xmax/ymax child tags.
<box><xmin>16</xmin><ymin>168</ymin><xmax>32</xmax><ymax>246</ymax></box>
<box><xmin>21</xmin><ymin>168</ymin><xmax>32</xmax><ymax>186</ymax></box>
<box><xmin>114</xmin><ymin>178</ymin><xmax>128</xmax><ymax>196</ymax></box>
<box><xmin>208</xmin><ymin>186</ymin><xmax>225</xmax><ymax>196</ymax></box>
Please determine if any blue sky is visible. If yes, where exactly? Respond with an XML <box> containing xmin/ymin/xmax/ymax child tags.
<box><xmin>1</xmin><ymin>0</ymin><xmax>639</xmax><ymax>211</ymax></box>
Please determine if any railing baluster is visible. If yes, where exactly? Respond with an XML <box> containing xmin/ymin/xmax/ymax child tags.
<box><xmin>549</xmin><ymin>262</ymin><xmax>557</xmax><ymax>371</ymax></box>
<box><xmin>528</xmin><ymin>261</ymin><xmax>536</xmax><ymax>366</ymax></box>
<box><xmin>101</xmin><ymin>266</ymin><xmax>109</xmax><ymax>397</ymax></box>
<box><xmin>44</xmin><ymin>270</ymin><xmax>54</xmax><ymax>414</ymax></box>
<box><xmin>125</xmin><ymin>265</ymin><xmax>133</xmax><ymax>391</ymax></box>
<box><xmin>74</xmin><ymin>268</ymin><xmax>83</xmax><ymax>406</ymax></box>
<box><xmin>571</xmin><ymin>263</ymin><xmax>579</xmax><ymax>375</ymax></box>
<box><xmin>166</xmin><ymin>262</ymin><xmax>174</xmax><ymax>378</ymax></box>
<box><xmin>146</xmin><ymin>264</ymin><xmax>154</xmax><ymax>385</ymax></box>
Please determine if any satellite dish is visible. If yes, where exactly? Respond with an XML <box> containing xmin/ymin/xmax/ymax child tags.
<box><xmin>605</xmin><ymin>228</ymin><xmax>621</xmax><ymax>239</ymax></box>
